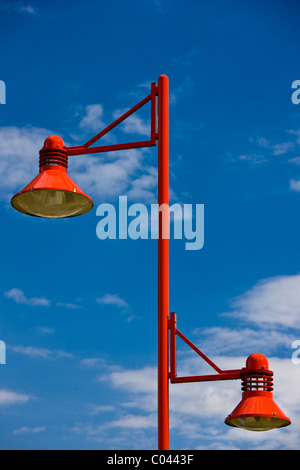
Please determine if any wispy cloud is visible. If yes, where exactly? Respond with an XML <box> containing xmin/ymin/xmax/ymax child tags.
<box><xmin>79</xmin><ymin>104</ymin><xmax>105</xmax><ymax>133</ymax></box>
<box><xmin>71</xmin><ymin>147</ymin><xmax>158</xmax><ymax>203</ymax></box>
<box><xmin>223</xmin><ymin>274</ymin><xmax>300</xmax><ymax>329</ymax></box>
<box><xmin>11</xmin><ymin>345</ymin><xmax>74</xmax><ymax>360</ymax></box>
<box><xmin>87</xmin><ymin>404</ymin><xmax>116</xmax><ymax>415</ymax></box>
<box><xmin>56</xmin><ymin>302</ymin><xmax>82</xmax><ymax>310</ymax></box>
<box><xmin>113</xmin><ymin>109</ymin><xmax>150</xmax><ymax>136</ymax></box>
<box><xmin>0</xmin><ymin>2</ymin><xmax>37</xmax><ymax>15</ymax></box>
<box><xmin>238</xmin><ymin>153</ymin><xmax>267</xmax><ymax>165</ymax></box>
<box><xmin>96</xmin><ymin>294</ymin><xmax>129</xmax><ymax>310</ymax></box>
<box><xmin>19</xmin><ymin>5</ymin><xmax>36</xmax><ymax>14</ymax></box>
<box><xmin>11</xmin><ymin>346</ymin><xmax>52</xmax><ymax>359</ymax></box>
<box><xmin>191</xmin><ymin>325</ymin><xmax>295</xmax><ymax>357</ymax></box>
<box><xmin>4</xmin><ymin>288</ymin><xmax>50</xmax><ymax>307</ymax></box>
<box><xmin>257</xmin><ymin>136</ymin><xmax>295</xmax><ymax>156</ymax></box>
<box><xmin>236</xmin><ymin>131</ymin><xmax>300</xmax><ymax>167</ymax></box>
<box><xmin>0</xmin><ymin>389</ymin><xmax>31</xmax><ymax>406</ymax></box>
<box><xmin>36</xmin><ymin>327</ymin><xmax>55</xmax><ymax>335</ymax></box>
<box><xmin>169</xmin><ymin>77</ymin><xmax>194</xmax><ymax>105</ymax></box>
<box><xmin>290</xmin><ymin>179</ymin><xmax>300</xmax><ymax>192</ymax></box>
<box><xmin>80</xmin><ymin>357</ymin><xmax>106</xmax><ymax>369</ymax></box>
<box><xmin>12</xmin><ymin>426</ymin><xmax>45</xmax><ymax>435</ymax></box>
<box><xmin>0</xmin><ymin>126</ymin><xmax>53</xmax><ymax>201</ymax></box>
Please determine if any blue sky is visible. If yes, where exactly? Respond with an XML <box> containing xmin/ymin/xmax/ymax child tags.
<box><xmin>1</xmin><ymin>0</ymin><xmax>300</xmax><ymax>450</ymax></box>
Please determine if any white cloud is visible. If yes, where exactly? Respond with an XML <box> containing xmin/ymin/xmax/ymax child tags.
<box><xmin>288</xmin><ymin>157</ymin><xmax>300</xmax><ymax>165</ymax></box>
<box><xmin>79</xmin><ymin>104</ymin><xmax>105</xmax><ymax>133</ymax></box>
<box><xmin>11</xmin><ymin>346</ymin><xmax>52</xmax><ymax>359</ymax></box>
<box><xmin>96</xmin><ymin>294</ymin><xmax>129</xmax><ymax>310</ymax></box>
<box><xmin>238</xmin><ymin>154</ymin><xmax>267</xmax><ymax>165</ymax></box>
<box><xmin>0</xmin><ymin>2</ymin><xmax>37</xmax><ymax>15</ymax></box>
<box><xmin>107</xmin><ymin>366</ymin><xmax>157</xmax><ymax>395</ymax></box>
<box><xmin>0</xmin><ymin>126</ymin><xmax>53</xmax><ymax>201</ymax></box>
<box><xmin>191</xmin><ymin>325</ymin><xmax>295</xmax><ymax>356</ymax></box>
<box><xmin>4</xmin><ymin>288</ymin><xmax>50</xmax><ymax>307</ymax></box>
<box><xmin>69</xmin><ymin>147</ymin><xmax>157</xmax><ymax>203</ymax></box>
<box><xmin>56</xmin><ymin>301</ymin><xmax>82</xmax><ymax>310</ymax></box>
<box><xmin>37</xmin><ymin>327</ymin><xmax>55</xmax><ymax>335</ymax></box>
<box><xmin>126</xmin><ymin>166</ymin><xmax>157</xmax><ymax>202</ymax></box>
<box><xmin>87</xmin><ymin>404</ymin><xmax>116</xmax><ymax>415</ymax></box>
<box><xmin>272</xmin><ymin>142</ymin><xmax>295</xmax><ymax>156</ymax></box>
<box><xmin>19</xmin><ymin>5</ymin><xmax>36</xmax><ymax>14</ymax></box>
<box><xmin>109</xmin><ymin>413</ymin><xmax>157</xmax><ymax>429</ymax></box>
<box><xmin>0</xmin><ymin>389</ymin><xmax>31</xmax><ymax>406</ymax></box>
<box><xmin>290</xmin><ymin>179</ymin><xmax>300</xmax><ymax>192</ymax></box>
<box><xmin>80</xmin><ymin>357</ymin><xmax>112</xmax><ymax>369</ymax></box>
<box><xmin>11</xmin><ymin>345</ymin><xmax>74</xmax><ymax>360</ymax></box>
<box><xmin>257</xmin><ymin>136</ymin><xmax>295</xmax><ymax>156</ymax></box>
<box><xmin>224</xmin><ymin>275</ymin><xmax>300</xmax><ymax>328</ymax></box>
<box><xmin>80</xmin><ymin>358</ymin><xmax>103</xmax><ymax>368</ymax></box>
<box><xmin>113</xmin><ymin>109</ymin><xmax>150</xmax><ymax>136</ymax></box>
<box><xmin>237</xmin><ymin>132</ymin><xmax>300</xmax><ymax>168</ymax></box>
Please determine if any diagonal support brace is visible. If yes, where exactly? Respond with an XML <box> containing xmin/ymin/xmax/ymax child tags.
<box><xmin>66</xmin><ymin>83</ymin><xmax>159</xmax><ymax>157</ymax></box>
<box><xmin>168</xmin><ymin>312</ymin><xmax>242</xmax><ymax>384</ymax></box>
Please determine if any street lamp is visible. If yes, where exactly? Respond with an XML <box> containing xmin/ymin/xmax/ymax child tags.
<box><xmin>11</xmin><ymin>75</ymin><xmax>291</xmax><ymax>449</ymax></box>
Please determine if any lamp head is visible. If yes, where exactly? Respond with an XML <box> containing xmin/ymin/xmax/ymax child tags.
<box><xmin>11</xmin><ymin>136</ymin><xmax>93</xmax><ymax>218</ymax></box>
<box><xmin>225</xmin><ymin>353</ymin><xmax>291</xmax><ymax>431</ymax></box>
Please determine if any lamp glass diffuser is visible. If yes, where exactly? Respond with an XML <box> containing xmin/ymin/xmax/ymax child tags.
<box><xmin>225</xmin><ymin>415</ymin><xmax>291</xmax><ymax>432</ymax></box>
<box><xmin>11</xmin><ymin>188</ymin><xmax>93</xmax><ymax>218</ymax></box>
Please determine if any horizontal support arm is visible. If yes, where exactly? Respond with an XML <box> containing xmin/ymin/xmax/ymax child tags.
<box><xmin>170</xmin><ymin>370</ymin><xmax>242</xmax><ymax>384</ymax></box>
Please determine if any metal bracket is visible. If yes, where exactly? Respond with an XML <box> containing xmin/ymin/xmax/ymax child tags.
<box><xmin>66</xmin><ymin>82</ymin><xmax>158</xmax><ymax>157</ymax></box>
<box><xmin>168</xmin><ymin>312</ymin><xmax>242</xmax><ymax>383</ymax></box>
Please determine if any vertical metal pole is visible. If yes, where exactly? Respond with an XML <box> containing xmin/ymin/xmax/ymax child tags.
<box><xmin>157</xmin><ymin>74</ymin><xmax>169</xmax><ymax>450</ymax></box>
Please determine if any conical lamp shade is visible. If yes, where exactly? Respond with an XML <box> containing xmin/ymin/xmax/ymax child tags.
<box><xmin>11</xmin><ymin>135</ymin><xmax>93</xmax><ymax>218</ymax></box>
<box><xmin>225</xmin><ymin>353</ymin><xmax>291</xmax><ymax>431</ymax></box>
<box><xmin>11</xmin><ymin>169</ymin><xmax>93</xmax><ymax>218</ymax></box>
<box><xmin>225</xmin><ymin>390</ymin><xmax>291</xmax><ymax>431</ymax></box>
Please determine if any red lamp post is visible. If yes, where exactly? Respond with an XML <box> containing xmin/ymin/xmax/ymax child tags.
<box><xmin>11</xmin><ymin>75</ymin><xmax>291</xmax><ymax>449</ymax></box>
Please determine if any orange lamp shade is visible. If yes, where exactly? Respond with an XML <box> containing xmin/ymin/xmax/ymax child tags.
<box><xmin>225</xmin><ymin>354</ymin><xmax>291</xmax><ymax>431</ymax></box>
<box><xmin>11</xmin><ymin>136</ymin><xmax>93</xmax><ymax>218</ymax></box>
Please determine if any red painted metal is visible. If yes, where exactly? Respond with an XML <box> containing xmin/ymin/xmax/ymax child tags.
<box><xmin>169</xmin><ymin>312</ymin><xmax>177</xmax><ymax>380</ymax></box>
<box><xmin>157</xmin><ymin>74</ymin><xmax>169</xmax><ymax>451</ymax></box>
<box><xmin>151</xmin><ymin>82</ymin><xmax>158</xmax><ymax>142</ymax></box>
<box><xmin>67</xmin><ymin>140</ymin><xmax>155</xmax><ymax>156</ymax></box>
<box><xmin>16</xmin><ymin>77</ymin><xmax>169</xmax><ymax>449</ymax></box>
<box><xmin>11</xmin><ymin>76</ymin><xmax>291</xmax><ymax>445</ymax></box>
<box><xmin>11</xmin><ymin>136</ymin><xmax>93</xmax><ymax>217</ymax></box>
<box><xmin>66</xmin><ymin>89</ymin><xmax>157</xmax><ymax>157</ymax></box>
<box><xmin>169</xmin><ymin>316</ymin><xmax>291</xmax><ymax>431</ymax></box>
<box><xmin>168</xmin><ymin>311</ymin><xmax>242</xmax><ymax>383</ymax></box>
<box><xmin>225</xmin><ymin>353</ymin><xmax>291</xmax><ymax>430</ymax></box>
<box><xmin>175</xmin><ymin>329</ymin><xmax>223</xmax><ymax>374</ymax></box>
